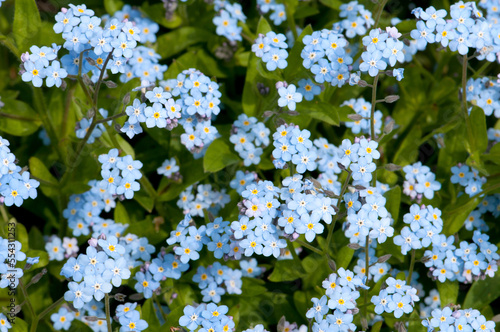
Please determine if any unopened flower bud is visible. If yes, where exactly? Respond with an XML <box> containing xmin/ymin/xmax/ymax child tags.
<box><xmin>129</xmin><ymin>293</ymin><xmax>144</xmax><ymax>301</ymax></box>
<box><xmin>358</xmin><ymin>80</ymin><xmax>369</xmax><ymax>87</ymax></box>
<box><xmin>384</xmin><ymin>120</ymin><xmax>395</xmax><ymax>134</ymax></box>
<box><xmin>384</xmin><ymin>163</ymin><xmax>402</xmax><ymax>171</ymax></box>
<box><xmin>347</xmin><ymin>243</ymin><xmax>362</xmax><ymax>250</ymax></box>
<box><xmin>122</xmin><ymin>92</ymin><xmax>131</xmax><ymax>105</ymax></box>
<box><xmin>84</xmin><ymin>316</ymin><xmax>99</xmax><ymax>322</ymax></box>
<box><xmin>347</xmin><ymin>113</ymin><xmax>364</xmax><ymax>121</ymax></box>
<box><xmin>104</xmin><ymin>80</ymin><xmax>118</xmax><ymax>88</ymax></box>
<box><xmin>377</xmin><ymin>254</ymin><xmax>392</xmax><ymax>263</ymax></box>
<box><xmin>384</xmin><ymin>95</ymin><xmax>400</xmax><ymax>103</ymax></box>
<box><xmin>328</xmin><ymin>259</ymin><xmax>337</xmax><ymax>272</ymax></box>
<box><xmin>287</xmin><ymin>110</ymin><xmax>299</xmax><ymax>116</ymax></box>
<box><xmin>30</xmin><ymin>268</ymin><xmax>47</xmax><ymax>285</ymax></box>
<box><xmin>114</xmin><ymin>293</ymin><xmax>127</xmax><ymax>302</ymax></box>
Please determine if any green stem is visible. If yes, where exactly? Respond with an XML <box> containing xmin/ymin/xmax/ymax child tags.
<box><xmin>325</xmin><ymin>171</ymin><xmax>352</xmax><ymax>256</ymax></box>
<box><xmin>461</xmin><ymin>56</ymin><xmax>475</xmax><ymax>154</ymax></box>
<box><xmin>295</xmin><ymin>239</ymin><xmax>323</xmax><ymax>255</ymax></box>
<box><xmin>0</xmin><ymin>112</ymin><xmax>37</xmax><ymax>121</ymax></box>
<box><xmin>153</xmin><ymin>293</ymin><xmax>167</xmax><ymax>322</ymax></box>
<box><xmin>0</xmin><ymin>205</ymin><xmax>8</xmax><ymax>223</ymax></box>
<box><xmin>93</xmin><ymin>52</ymin><xmax>114</xmax><ymax>108</ymax></box>
<box><xmin>287</xmin><ymin>240</ymin><xmax>302</xmax><ymax>266</ymax></box>
<box><xmin>362</xmin><ymin>235</ymin><xmax>370</xmax><ymax>325</ymax></box>
<box><xmin>105</xmin><ymin>293</ymin><xmax>112</xmax><ymax>332</ymax></box>
<box><xmin>370</xmin><ymin>74</ymin><xmax>380</xmax><ymax>140</ymax></box>
<box><xmin>29</xmin><ymin>296</ymin><xmax>65</xmax><ymax>332</ymax></box>
<box><xmin>407</xmin><ymin>249</ymin><xmax>416</xmax><ymax>285</ymax></box>
<box><xmin>19</xmin><ymin>279</ymin><xmax>35</xmax><ymax>318</ymax></box>
<box><xmin>373</xmin><ymin>0</ymin><xmax>389</xmax><ymax>29</ymax></box>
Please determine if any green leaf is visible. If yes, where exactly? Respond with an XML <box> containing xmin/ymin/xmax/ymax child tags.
<box><xmin>371</xmin><ymin>321</ymin><xmax>383</xmax><ymax>332</ymax></box>
<box><xmin>268</xmin><ymin>260</ymin><xmax>306</xmax><ymax>282</ymax></box>
<box><xmin>442</xmin><ymin>194</ymin><xmax>481</xmax><ymax>235</ymax></box>
<box><xmin>125</xmin><ymin>218</ymin><xmax>168</xmax><ymax>245</ymax></box>
<box><xmin>114</xmin><ymin>202</ymin><xmax>130</xmax><ymax>224</ymax></box>
<box><xmin>256</xmin><ymin>61</ymin><xmax>283</xmax><ymax>81</ymax></box>
<box><xmin>29</xmin><ymin>157</ymin><xmax>59</xmax><ymax>199</ymax></box>
<box><xmin>384</xmin><ymin>186</ymin><xmax>401</xmax><ymax>223</ymax></box>
<box><xmin>134</xmin><ymin>190</ymin><xmax>155</xmax><ymax>213</ymax></box>
<box><xmin>437</xmin><ymin>280</ymin><xmax>459</xmax><ymax>306</ymax></box>
<box><xmin>464</xmin><ymin>271</ymin><xmax>500</xmax><ymax>309</ymax></box>
<box><xmin>156</xmin><ymin>27</ymin><xmax>214</xmax><ymax>59</ymax></box>
<box><xmin>0</xmin><ymin>99</ymin><xmax>41</xmax><ymax>136</ymax></box>
<box><xmin>483</xmin><ymin>142</ymin><xmax>500</xmax><ymax>165</ymax></box>
<box><xmin>295</xmin><ymin>100</ymin><xmax>340</xmax><ymax>126</ymax></box>
<box><xmin>242</xmin><ymin>17</ymin><xmax>272</xmax><ymax>117</ymax></box>
<box><xmin>336</xmin><ymin>245</ymin><xmax>355</xmax><ymax>269</ymax></box>
<box><xmin>141</xmin><ymin>3</ymin><xmax>183</xmax><ymax>29</ymax></box>
<box><xmin>470</xmin><ymin>107</ymin><xmax>488</xmax><ymax>153</ymax></box>
<box><xmin>13</xmin><ymin>0</ymin><xmax>41</xmax><ymax>52</ymax></box>
<box><xmin>104</xmin><ymin>0</ymin><xmax>124</xmax><ymax>15</ymax></box>
<box><xmin>203</xmin><ymin>139</ymin><xmax>240</xmax><ymax>173</ymax></box>
<box><xmin>393</xmin><ymin>125</ymin><xmax>422</xmax><ymax>166</ymax></box>
<box><xmin>70</xmin><ymin>320</ymin><xmax>94</xmax><ymax>332</ymax></box>
<box><xmin>157</xmin><ymin>159</ymin><xmax>209</xmax><ymax>202</ymax></box>
<box><xmin>15</xmin><ymin>218</ymin><xmax>30</xmax><ymax>252</ymax></box>
<box><xmin>141</xmin><ymin>299</ymin><xmax>162</xmax><ymax>331</ymax></box>
<box><xmin>241</xmin><ymin>277</ymin><xmax>267</xmax><ymax>297</ymax></box>
<box><xmin>283</xmin><ymin>25</ymin><xmax>313</xmax><ymax>81</ymax></box>
<box><xmin>408</xmin><ymin>310</ymin><xmax>427</xmax><ymax>332</ymax></box>
<box><xmin>10</xmin><ymin>318</ymin><xmax>28</xmax><ymax>332</ymax></box>
<box><xmin>319</xmin><ymin>0</ymin><xmax>342</xmax><ymax>9</ymax></box>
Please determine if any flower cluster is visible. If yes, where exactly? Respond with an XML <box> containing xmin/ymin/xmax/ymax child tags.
<box><xmin>0</xmin><ymin>237</ymin><xmax>27</xmax><ymax>289</ymax></box>
<box><xmin>393</xmin><ymin>204</ymin><xmax>443</xmax><ymax>255</ymax></box>
<box><xmin>451</xmin><ymin>163</ymin><xmax>486</xmax><ymax>197</ymax></box>
<box><xmin>411</xmin><ymin>2</ymin><xmax>499</xmax><ymax>60</ymax></box>
<box><xmin>335</xmin><ymin>1</ymin><xmax>374</xmax><ymax>38</ymax></box>
<box><xmin>252</xmin><ymin>32</ymin><xmax>289</xmax><ymax>71</ymax></box>
<box><xmin>177</xmin><ymin>184</ymin><xmax>230</xmax><ymax>217</ymax></box>
<box><xmin>341</xmin><ymin>98</ymin><xmax>383</xmax><ymax>135</ymax></box>
<box><xmin>45</xmin><ymin>236</ymin><xmax>79</xmax><ymax>261</ymax></box>
<box><xmin>179</xmin><ymin>303</ymin><xmax>233</xmax><ymax>331</ymax></box>
<box><xmin>256</xmin><ymin>0</ymin><xmax>286</xmax><ymax>25</ymax></box>
<box><xmin>359</xmin><ymin>27</ymin><xmax>406</xmax><ymax>77</ymax></box>
<box><xmin>21</xmin><ymin>44</ymin><xmax>67</xmax><ymax>87</ymax></box>
<box><xmin>121</xmin><ymin>91</ymin><xmax>181</xmax><ymax>140</ymax></box>
<box><xmin>0</xmin><ymin>136</ymin><xmax>40</xmax><ymax>207</ymax></box>
<box><xmin>343</xmin><ymin>186</ymin><xmax>395</xmax><ymax>247</ymax></box>
<box><xmin>213</xmin><ymin>2</ymin><xmax>245</xmax><ymax>41</ymax></box>
<box><xmin>272</xmin><ymin>124</ymin><xmax>318</xmax><ymax>173</ymax></box>
<box><xmin>402</xmin><ymin>162</ymin><xmax>442</xmax><ymax>201</ymax></box>
<box><xmin>338</xmin><ymin>138</ymin><xmax>380</xmax><ymax>186</ymax></box>
<box><xmin>75</xmin><ymin>108</ymin><xmax>110</xmax><ymax>143</ymax></box>
<box><xmin>300</xmin><ymin>29</ymin><xmax>353</xmax><ymax>87</ymax></box>
<box><xmin>21</xmin><ymin>4</ymin><xmax>164</xmax><ymax>88</ymax></box>
<box><xmin>306</xmin><ymin>269</ymin><xmax>368</xmax><ymax>331</ymax></box>
<box><xmin>371</xmin><ymin>277</ymin><xmax>420</xmax><ymax>318</ymax></box>
<box><xmin>230</xmin><ymin>114</ymin><xmax>270</xmax><ymax>166</ymax></box>
<box><xmin>230</xmin><ymin>170</ymin><xmax>258</xmax><ymax>195</ymax></box>
<box><xmin>98</xmin><ymin>149</ymin><xmax>143</xmax><ymax>199</ymax></box>
<box><xmin>62</xmin><ymin>236</ymin><xmax>133</xmax><ymax>309</ymax></box>
<box><xmin>466</xmin><ymin>77</ymin><xmax>500</xmax><ymax>119</ymax></box>
<box><xmin>64</xmin><ymin>178</ymin><xmax>129</xmax><ymax>237</ymax></box>
<box><xmin>162</xmin><ymin>69</ymin><xmax>222</xmax><ymax>157</ymax></box>
<box><xmin>423</xmin><ymin>230</ymin><xmax>498</xmax><ymax>283</ymax></box>
<box><xmin>117</xmin><ymin>302</ymin><xmax>148</xmax><ymax>332</ymax></box>
<box><xmin>193</xmin><ymin>263</ymin><xmax>243</xmax><ymax>303</ymax></box>
<box><xmin>422</xmin><ymin>307</ymin><xmax>495</xmax><ymax>331</ymax></box>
